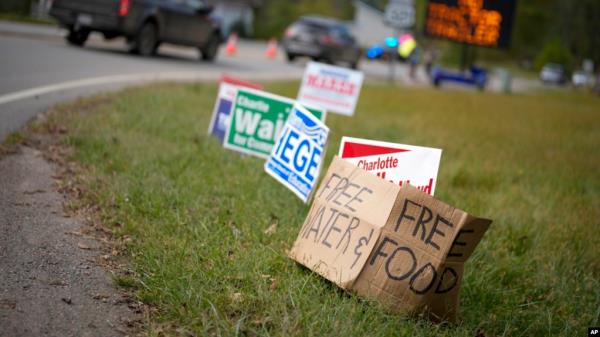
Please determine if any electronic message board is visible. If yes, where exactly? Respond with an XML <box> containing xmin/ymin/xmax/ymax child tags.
<box><xmin>424</xmin><ymin>0</ymin><xmax>516</xmax><ymax>48</ymax></box>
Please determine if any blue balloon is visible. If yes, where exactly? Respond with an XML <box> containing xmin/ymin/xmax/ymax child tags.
<box><xmin>385</xmin><ymin>36</ymin><xmax>399</xmax><ymax>48</ymax></box>
<box><xmin>366</xmin><ymin>45</ymin><xmax>384</xmax><ymax>59</ymax></box>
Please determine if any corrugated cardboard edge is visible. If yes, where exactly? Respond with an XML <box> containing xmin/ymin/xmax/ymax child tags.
<box><xmin>350</xmin><ymin>185</ymin><xmax>492</xmax><ymax>322</ymax></box>
<box><xmin>289</xmin><ymin>156</ymin><xmax>493</xmax><ymax>322</ymax></box>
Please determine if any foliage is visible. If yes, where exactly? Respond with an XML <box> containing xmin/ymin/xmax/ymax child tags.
<box><xmin>0</xmin><ymin>0</ymin><xmax>32</xmax><ymax>14</ymax></box>
<box><xmin>253</xmin><ymin>0</ymin><xmax>354</xmax><ymax>39</ymax></box>
<box><xmin>534</xmin><ymin>37</ymin><xmax>573</xmax><ymax>71</ymax></box>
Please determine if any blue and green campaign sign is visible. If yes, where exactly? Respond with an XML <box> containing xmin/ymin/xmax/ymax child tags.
<box><xmin>265</xmin><ymin>103</ymin><xmax>329</xmax><ymax>202</ymax></box>
<box><xmin>224</xmin><ymin>88</ymin><xmax>326</xmax><ymax>158</ymax></box>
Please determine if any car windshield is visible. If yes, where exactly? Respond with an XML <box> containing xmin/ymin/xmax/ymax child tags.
<box><xmin>293</xmin><ymin>21</ymin><xmax>326</xmax><ymax>34</ymax></box>
<box><xmin>330</xmin><ymin>25</ymin><xmax>353</xmax><ymax>39</ymax></box>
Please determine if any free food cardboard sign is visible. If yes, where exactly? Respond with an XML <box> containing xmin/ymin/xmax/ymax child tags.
<box><xmin>298</xmin><ymin>62</ymin><xmax>364</xmax><ymax>116</ymax></box>
<box><xmin>207</xmin><ymin>75</ymin><xmax>263</xmax><ymax>143</ymax></box>
<box><xmin>224</xmin><ymin>88</ymin><xmax>326</xmax><ymax>158</ymax></box>
<box><xmin>289</xmin><ymin>157</ymin><xmax>492</xmax><ymax>321</ymax></box>
<box><xmin>265</xmin><ymin>104</ymin><xmax>329</xmax><ymax>203</ymax></box>
<box><xmin>339</xmin><ymin>137</ymin><xmax>442</xmax><ymax>195</ymax></box>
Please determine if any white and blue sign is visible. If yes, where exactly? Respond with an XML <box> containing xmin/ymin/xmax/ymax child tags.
<box><xmin>265</xmin><ymin>103</ymin><xmax>329</xmax><ymax>203</ymax></box>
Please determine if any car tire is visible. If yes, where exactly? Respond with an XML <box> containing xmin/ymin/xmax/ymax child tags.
<box><xmin>66</xmin><ymin>28</ymin><xmax>89</xmax><ymax>47</ymax></box>
<box><xmin>131</xmin><ymin>21</ymin><xmax>158</xmax><ymax>57</ymax></box>
<box><xmin>200</xmin><ymin>33</ymin><xmax>219</xmax><ymax>62</ymax></box>
<box><xmin>350</xmin><ymin>60</ymin><xmax>359</xmax><ymax>70</ymax></box>
<box><xmin>286</xmin><ymin>53</ymin><xmax>296</xmax><ymax>62</ymax></box>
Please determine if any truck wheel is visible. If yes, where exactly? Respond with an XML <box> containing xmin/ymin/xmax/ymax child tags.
<box><xmin>200</xmin><ymin>34</ymin><xmax>220</xmax><ymax>61</ymax></box>
<box><xmin>131</xmin><ymin>22</ymin><xmax>157</xmax><ymax>56</ymax></box>
<box><xmin>66</xmin><ymin>28</ymin><xmax>89</xmax><ymax>46</ymax></box>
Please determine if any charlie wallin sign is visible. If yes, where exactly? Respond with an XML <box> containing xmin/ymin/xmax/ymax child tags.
<box><xmin>224</xmin><ymin>88</ymin><xmax>325</xmax><ymax>158</ymax></box>
<box><xmin>265</xmin><ymin>104</ymin><xmax>329</xmax><ymax>202</ymax></box>
<box><xmin>289</xmin><ymin>157</ymin><xmax>492</xmax><ymax>321</ymax></box>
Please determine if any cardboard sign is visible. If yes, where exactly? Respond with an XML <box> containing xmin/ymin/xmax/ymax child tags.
<box><xmin>208</xmin><ymin>75</ymin><xmax>263</xmax><ymax>143</ymax></box>
<box><xmin>289</xmin><ymin>157</ymin><xmax>492</xmax><ymax>321</ymax></box>
<box><xmin>339</xmin><ymin>137</ymin><xmax>442</xmax><ymax>195</ymax></box>
<box><xmin>265</xmin><ymin>103</ymin><xmax>329</xmax><ymax>202</ymax></box>
<box><xmin>224</xmin><ymin>88</ymin><xmax>326</xmax><ymax>158</ymax></box>
<box><xmin>298</xmin><ymin>62</ymin><xmax>364</xmax><ymax>116</ymax></box>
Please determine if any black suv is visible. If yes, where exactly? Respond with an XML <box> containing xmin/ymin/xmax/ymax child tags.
<box><xmin>50</xmin><ymin>0</ymin><xmax>222</xmax><ymax>61</ymax></box>
<box><xmin>282</xmin><ymin>15</ymin><xmax>361</xmax><ymax>69</ymax></box>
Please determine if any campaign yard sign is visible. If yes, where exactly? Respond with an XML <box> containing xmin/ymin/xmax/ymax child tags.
<box><xmin>289</xmin><ymin>157</ymin><xmax>492</xmax><ymax>322</ymax></box>
<box><xmin>207</xmin><ymin>75</ymin><xmax>263</xmax><ymax>143</ymax></box>
<box><xmin>297</xmin><ymin>62</ymin><xmax>364</xmax><ymax>116</ymax></box>
<box><xmin>339</xmin><ymin>137</ymin><xmax>442</xmax><ymax>195</ymax></box>
<box><xmin>224</xmin><ymin>88</ymin><xmax>326</xmax><ymax>159</ymax></box>
<box><xmin>265</xmin><ymin>104</ymin><xmax>329</xmax><ymax>202</ymax></box>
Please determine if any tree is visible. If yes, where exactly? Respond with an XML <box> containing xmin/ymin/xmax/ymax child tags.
<box><xmin>253</xmin><ymin>0</ymin><xmax>354</xmax><ymax>39</ymax></box>
<box><xmin>0</xmin><ymin>0</ymin><xmax>32</xmax><ymax>14</ymax></box>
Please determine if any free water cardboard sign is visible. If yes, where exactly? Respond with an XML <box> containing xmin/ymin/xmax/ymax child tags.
<box><xmin>265</xmin><ymin>104</ymin><xmax>329</xmax><ymax>202</ymax></box>
<box><xmin>339</xmin><ymin>137</ymin><xmax>442</xmax><ymax>195</ymax></box>
<box><xmin>207</xmin><ymin>76</ymin><xmax>263</xmax><ymax>143</ymax></box>
<box><xmin>224</xmin><ymin>88</ymin><xmax>326</xmax><ymax>158</ymax></box>
<box><xmin>298</xmin><ymin>61</ymin><xmax>364</xmax><ymax>116</ymax></box>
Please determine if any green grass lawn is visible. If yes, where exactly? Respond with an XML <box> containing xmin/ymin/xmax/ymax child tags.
<box><xmin>43</xmin><ymin>82</ymin><xmax>599</xmax><ymax>336</ymax></box>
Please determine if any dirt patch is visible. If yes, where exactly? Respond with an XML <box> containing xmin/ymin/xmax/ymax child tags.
<box><xmin>0</xmin><ymin>100</ymin><xmax>144</xmax><ymax>337</ymax></box>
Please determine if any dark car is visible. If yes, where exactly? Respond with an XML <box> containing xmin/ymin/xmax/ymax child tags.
<box><xmin>282</xmin><ymin>16</ymin><xmax>361</xmax><ymax>69</ymax></box>
<box><xmin>49</xmin><ymin>0</ymin><xmax>222</xmax><ymax>61</ymax></box>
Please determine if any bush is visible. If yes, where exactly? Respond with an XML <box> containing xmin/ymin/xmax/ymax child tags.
<box><xmin>253</xmin><ymin>0</ymin><xmax>354</xmax><ymax>39</ymax></box>
<box><xmin>0</xmin><ymin>0</ymin><xmax>32</xmax><ymax>14</ymax></box>
<box><xmin>534</xmin><ymin>38</ymin><xmax>573</xmax><ymax>71</ymax></box>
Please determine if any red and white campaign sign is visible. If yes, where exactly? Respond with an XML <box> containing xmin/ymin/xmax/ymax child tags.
<box><xmin>297</xmin><ymin>62</ymin><xmax>364</xmax><ymax>116</ymax></box>
<box><xmin>339</xmin><ymin>136</ymin><xmax>442</xmax><ymax>195</ymax></box>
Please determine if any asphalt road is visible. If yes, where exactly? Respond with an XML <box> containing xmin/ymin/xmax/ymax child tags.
<box><xmin>0</xmin><ymin>21</ymin><xmax>312</xmax><ymax>141</ymax></box>
<box><xmin>0</xmin><ymin>21</ymin><xmax>312</xmax><ymax>95</ymax></box>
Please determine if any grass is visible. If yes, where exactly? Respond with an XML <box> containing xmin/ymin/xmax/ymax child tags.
<box><xmin>0</xmin><ymin>130</ymin><xmax>25</xmax><ymax>156</ymax></box>
<box><xmin>42</xmin><ymin>82</ymin><xmax>600</xmax><ymax>336</ymax></box>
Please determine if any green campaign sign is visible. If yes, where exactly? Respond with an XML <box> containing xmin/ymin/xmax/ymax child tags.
<box><xmin>224</xmin><ymin>88</ymin><xmax>326</xmax><ymax>158</ymax></box>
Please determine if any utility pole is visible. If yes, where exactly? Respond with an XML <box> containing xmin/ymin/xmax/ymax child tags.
<box><xmin>383</xmin><ymin>0</ymin><xmax>415</xmax><ymax>83</ymax></box>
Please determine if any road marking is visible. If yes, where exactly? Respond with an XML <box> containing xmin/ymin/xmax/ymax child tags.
<box><xmin>0</xmin><ymin>71</ymin><xmax>302</xmax><ymax>106</ymax></box>
<box><xmin>0</xmin><ymin>72</ymin><xmax>214</xmax><ymax>105</ymax></box>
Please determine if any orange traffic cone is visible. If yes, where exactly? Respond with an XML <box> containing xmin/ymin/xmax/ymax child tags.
<box><xmin>265</xmin><ymin>38</ymin><xmax>278</xmax><ymax>59</ymax></box>
<box><xmin>225</xmin><ymin>32</ymin><xmax>238</xmax><ymax>56</ymax></box>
